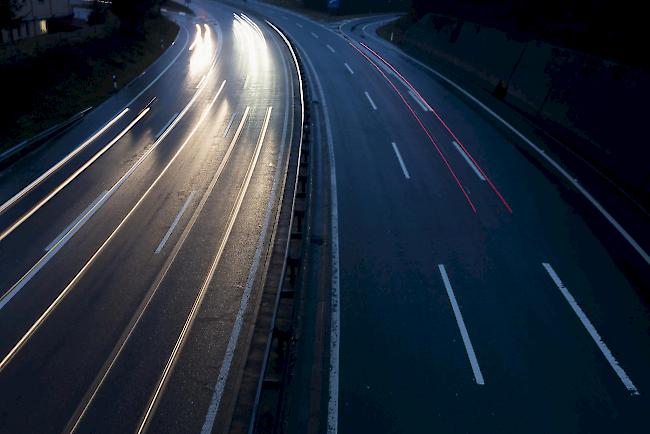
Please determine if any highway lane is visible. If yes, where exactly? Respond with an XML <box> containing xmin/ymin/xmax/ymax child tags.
<box><xmin>0</xmin><ymin>4</ymin><xmax>298</xmax><ymax>433</ymax></box>
<box><xmin>0</xmin><ymin>16</ymin><xmax>208</xmax><ymax>292</ymax></box>
<box><xmin>239</xmin><ymin>2</ymin><xmax>650</xmax><ymax>433</ymax></box>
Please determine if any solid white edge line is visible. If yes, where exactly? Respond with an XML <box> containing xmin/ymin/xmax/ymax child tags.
<box><xmin>0</xmin><ymin>23</ymin><xmax>224</xmax><ymax>312</ymax></box>
<box><xmin>326</xmin><ymin>44</ymin><xmax>336</xmax><ymax>53</ymax></box>
<box><xmin>253</xmin><ymin>6</ymin><xmax>341</xmax><ymax>433</ymax></box>
<box><xmin>0</xmin><ymin>21</ymin><xmax>190</xmax><ymax>218</ymax></box>
<box><xmin>344</xmin><ymin>62</ymin><xmax>354</xmax><ymax>75</ymax></box>
<box><xmin>541</xmin><ymin>263</ymin><xmax>639</xmax><ymax>395</ymax></box>
<box><xmin>438</xmin><ymin>264</ymin><xmax>485</xmax><ymax>385</ymax></box>
<box><xmin>0</xmin><ymin>109</ymin><xmax>128</xmax><ymax>217</ymax></box>
<box><xmin>362</xmin><ymin>22</ymin><xmax>650</xmax><ymax>266</ymax></box>
<box><xmin>364</xmin><ymin>91</ymin><xmax>377</xmax><ymax>110</ymax></box>
<box><xmin>452</xmin><ymin>140</ymin><xmax>486</xmax><ymax>181</ymax></box>
<box><xmin>138</xmin><ymin>107</ymin><xmax>273</xmax><ymax>434</ymax></box>
<box><xmin>67</xmin><ymin>103</ymin><xmax>247</xmax><ymax>434</ymax></box>
<box><xmin>391</xmin><ymin>142</ymin><xmax>410</xmax><ymax>180</ymax></box>
<box><xmin>154</xmin><ymin>191</ymin><xmax>195</xmax><ymax>254</ymax></box>
<box><xmin>44</xmin><ymin>192</ymin><xmax>107</xmax><ymax>251</ymax></box>
<box><xmin>0</xmin><ymin>106</ymin><xmax>151</xmax><ymax>243</ymax></box>
<box><xmin>200</xmin><ymin>23</ymin><xmax>294</xmax><ymax>433</ymax></box>
<box><xmin>0</xmin><ymin>80</ymin><xmax>228</xmax><ymax>374</ymax></box>
<box><xmin>295</xmin><ymin>38</ymin><xmax>342</xmax><ymax>434</ymax></box>
<box><xmin>201</xmin><ymin>30</ymin><xmax>296</xmax><ymax>434</ymax></box>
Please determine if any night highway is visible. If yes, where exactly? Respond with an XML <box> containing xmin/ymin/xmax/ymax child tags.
<box><xmin>0</xmin><ymin>0</ymin><xmax>648</xmax><ymax>433</ymax></box>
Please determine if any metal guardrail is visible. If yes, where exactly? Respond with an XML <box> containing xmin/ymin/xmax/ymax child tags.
<box><xmin>0</xmin><ymin>106</ymin><xmax>92</xmax><ymax>168</ymax></box>
<box><xmin>247</xmin><ymin>21</ymin><xmax>309</xmax><ymax>432</ymax></box>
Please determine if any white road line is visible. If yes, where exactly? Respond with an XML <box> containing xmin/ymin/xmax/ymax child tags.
<box><xmin>344</xmin><ymin>62</ymin><xmax>354</xmax><ymax>75</ymax></box>
<box><xmin>366</xmin><ymin>28</ymin><xmax>650</xmax><ymax>266</ymax></box>
<box><xmin>438</xmin><ymin>264</ymin><xmax>485</xmax><ymax>385</ymax></box>
<box><xmin>155</xmin><ymin>112</ymin><xmax>178</xmax><ymax>140</ymax></box>
<box><xmin>0</xmin><ymin>109</ymin><xmax>128</xmax><ymax>217</ymax></box>
<box><xmin>121</xmin><ymin>21</ymin><xmax>192</xmax><ymax>117</ymax></box>
<box><xmin>223</xmin><ymin>111</ymin><xmax>238</xmax><ymax>138</ymax></box>
<box><xmin>262</xmin><ymin>18</ymin><xmax>340</xmax><ymax>432</ymax></box>
<box><xmin>452</xmin><ymin>140</ymin><xmax>486</xmax><ymax>181</ymax></box>
<box><xmin>296</xmin><ymin>22</ymin><xmax>303</xmax><ymax>28</ymax></box>
<box><xmin>196</xmin><ymin>74</ymin><xmax>206</xmax><ymax>89</ymax></box>
<box><xmin>44</xmin><ymin>192</ymin><xmax>107</xmax><ymax>252</ymax></box>
<box><xmin>326</xmin><ymin>44</ymin><xmax>336</xmax><ymax>53</ymax></box>
<box><xmin>311</xmin><ymin>31</ymin><xmax>319</xmax><ymax>39</ymax></box>
<box><xmin>201</xmin><ymin>24</ymin><xmax>295</xmax><ymax>431</ymax></box>
<box><xmin>0</xmin><ymin>29</ymin><xmax>222</xmax><ymax>315</ymax></box>
<box><xmin>0</xmin><ymin>21</ymin><xmax>195</xmax><ymax>220</ymax></box>
<box><xmin>66</xmin><ymin>104</ymin><xmax>246</xmax><ymax>434</ymax></box>
<box><xmin>302</xmin><ymin>40</ymin><xmax>341</xmax><ymax>434</ymax></box>
<box><xmin>364</xmin><ymin>91</ymin><xmax>377</xmax><ymax>110</ymax></box>
<box><xmin>408</xmin><ymin>89</ymin><xmax>430</xmax><ymax>112</ymax></box>
<box><xmin>542</xmin><ymin>263</ymin><xmax>639</xmax><ymax>395</ymax></box>
<box><xmin>154</xmin><ymin>191</ymin><xmax>195</xmax><ymax>254</ymax></box>
<box><xmin>138</xmin><ymin>108</ymin><xmax>273</xmax><ymax>434</ymax></box>
<box><xmin>391</xmin><ymin>142</ymin><xmax>410</xmax><ymax>179</ymax></box>
<box><xmin>0</xmin><ymin>106</ymin><xmax>151</xmax><ymax>244</ymax></box>
<box><xmin>0</xmin><ymin>81</ymin><xmax>227</xmax><ymax>369</ymax></box>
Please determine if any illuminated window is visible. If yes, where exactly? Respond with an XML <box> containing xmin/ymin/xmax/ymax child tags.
<box><xmin>39</xmin><ymin>19</ymin><xmax>47</xmax><ymax>34</ymax></box>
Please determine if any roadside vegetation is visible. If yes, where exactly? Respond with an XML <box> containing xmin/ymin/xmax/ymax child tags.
<box><xmin>381</xmin><ymin>0</ymin><xmax>647</xmax><ymax>70</ymax></box>
<box><xmin>377</xmin><ymin>0</ymin><xmax>650</xmax><ymax>210</ymax></box>
<box><xmin>162</xmin><ymin>0</ymin><xmax>194</xmax><ymax>16</ymax></box>
<box><xmin>0</xmin><ymin>0</ymin><xmax>178</xmax><ymax>153</ymax></box>
<box><xmin>262</xmin><ymin>0</ymin><xmax>409</xmax><ymax>20</ymax></box>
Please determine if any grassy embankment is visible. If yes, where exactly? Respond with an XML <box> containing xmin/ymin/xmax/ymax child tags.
<box><xmin>0</xmin><ymin>14</ymin><xmax>178</xmax><ymax>153</ymax></box>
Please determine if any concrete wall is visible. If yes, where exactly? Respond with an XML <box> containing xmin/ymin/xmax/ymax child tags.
<box><xmin>401</xmin><ymin>14</ymin><xmax>650</xmax><ymax>202</ymax></box>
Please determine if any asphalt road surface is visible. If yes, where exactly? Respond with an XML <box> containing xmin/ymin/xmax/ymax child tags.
<box><xmin>0</xmin><ymin>2</ymin><xmax>299</xmax><ymax>433</ymax></box>
<box><xmin>236</xmin><ymin>1</ymin><xmax>650</xmax><ymax>433</ymax></box>
<box><xmin>0</xmin><ymin>0</ymin><xmax>649</xmax><ymax>433</ymax></box>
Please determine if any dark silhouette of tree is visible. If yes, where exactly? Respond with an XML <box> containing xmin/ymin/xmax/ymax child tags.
<box><xmin>408</xmin><ymin>0</ymin><xmax>646</xmax><ymax>68</ymax></box>
<box><xmin>111</xmin><ymin>0</ymin><xmax>163</xmax><ymax>34</ymax></box>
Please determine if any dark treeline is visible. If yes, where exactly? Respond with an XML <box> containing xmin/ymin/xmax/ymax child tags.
<box><xmin>111</xmin><ymin>0</ymin><xmax>164</xmax><ymax>34</ymax></box>
<box><xmin>304</xmin><ymin>0</ymin><xmax>410</xmax><ymax>15</ymax></box>
<box><xmin>410</xmin><ymin>0</ymin><xmax>647</xmax><ymax>68</ymax></box>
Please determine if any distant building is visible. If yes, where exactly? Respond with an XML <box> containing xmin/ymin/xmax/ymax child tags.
<box><xmin>1</xmin><ymin>0</ymin><xmax>73</xmax><ymax>43</ymax></box>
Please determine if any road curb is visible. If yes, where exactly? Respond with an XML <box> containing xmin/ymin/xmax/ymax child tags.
<box><xmin>0</xmin><ymin>107</ymin><xmax>92</xmax><ymax>170</ymax></box>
